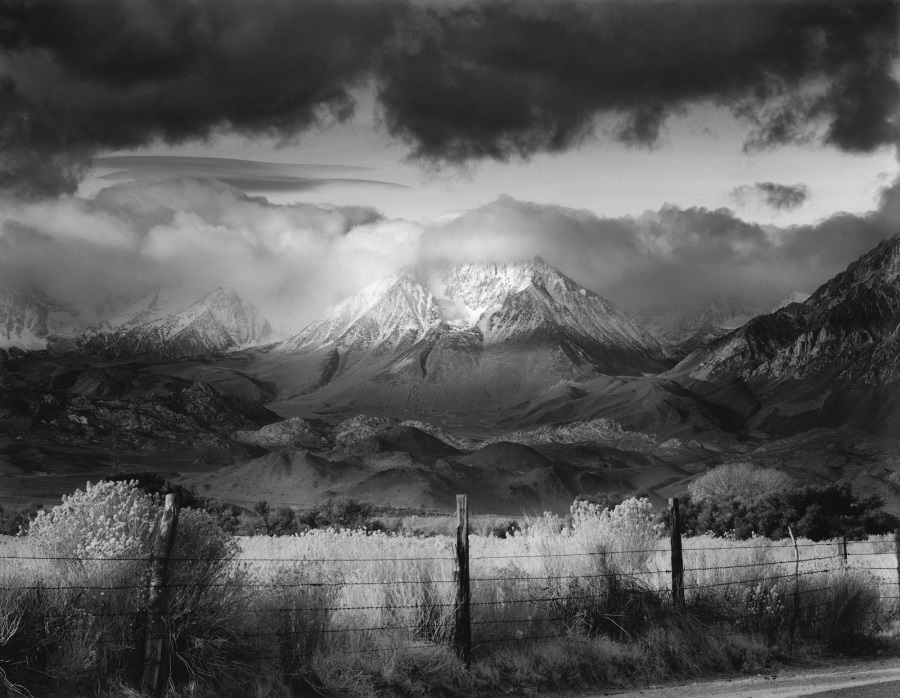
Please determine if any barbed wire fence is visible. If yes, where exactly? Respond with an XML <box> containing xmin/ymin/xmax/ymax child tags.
<box><xmin>2</xmin><ymin>495</ymin><xmax>899</xmax><ymax>696</ymax></box>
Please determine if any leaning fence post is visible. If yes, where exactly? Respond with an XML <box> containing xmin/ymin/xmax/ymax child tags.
<box><xmin>142</xmin><ymin>493</ymin><xmax>180</xmax><ymax>698</ymax></box>
<box><xmin>668</xmin><ymin>497</ymin><xmax>684</xmax><ymax>609</ymax></box>
<box><xmin>788</xmin><ymin>526</ymin><xmax>800</xmax><ymax>647</ymax></box>
<box><xmin>454</xmin><ymin>494</ymin><xmax>472</xmax><ymax>668</ymax></box>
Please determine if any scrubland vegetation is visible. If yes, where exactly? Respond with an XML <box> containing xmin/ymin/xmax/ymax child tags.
<box><xmin>680</xmin><ymin>462</ymin><xmax>900</xmax><ymax>540</ymax></box>
<box><xmin>0</xmin><ymin>475</ymin><xmax>898</xmax><ymax>697</ymax></box>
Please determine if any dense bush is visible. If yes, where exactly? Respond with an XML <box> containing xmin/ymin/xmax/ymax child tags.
<box><xmin>250</xmin><ymin>497</ymin><xmax>382</xmax><ymax>536</ymax></box>
<box><xmin>253</xmin><ymin>500</ymin><xmax>298</xmax><ymax>535</ymax></box>
<box><xmin>30</xmin><ymin>480</ymin><xmax>157</xmax><ymax>558</ymax></box>
<box><xmin>572</xmin><ymin>492</ymin><xmax>626</xmax><ymax>512</ymax></box>
<box><xmin>681</xmin><ymin>481</ymin><xmax>899</xmax><ymax>541</ymax></box>
<box><xmin>302</xmin><ymin>497</ymin><xmax>380</xmax><ymax>530</ymax></box>
<box><xmin>0</xmin><ymin>502</ymin><xmax>42</xmax><ymax>536</ymax></box>
<box><xmin>688</xmin><ymin>462</ymin><xmax>794</xmax><ymax>503</ymax></box>
<box><xmin>14</xmin><ymin>480</ymin><xmax>247</xmax><ymax>696</ymax></box>
<box><xmin>104</xmin><ymin>472</ymin><xmax>243</xmax><ymax>533</ymax></box>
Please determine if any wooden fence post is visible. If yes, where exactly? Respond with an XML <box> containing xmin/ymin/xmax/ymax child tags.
<box><xmin>788</xmin><ymin>526</ymin><xmax>800</xmax><ymax>647</ymax></box>
<box><xmin>142</xmin><ymin>493</ymin><xmax>180</xmax><ymax>698</ymax></box>
<box><xmin>668</xmin><ymin>498</ymin><xmax>684</xmax><ymax>609</ymax></box>
<box><xmin>454</xmin><ymin>494</ymin><xmax>472</xmax><ymax>668</ymax></box>
<box><xmin>840</xmin><ymin>535</ymin><xmax>848</xmax><ymax>567</ymax></box>
<box><xmin>894</xmin><ymin>529</ymin><xmax>900</xmax><ymax>599</ymax></box>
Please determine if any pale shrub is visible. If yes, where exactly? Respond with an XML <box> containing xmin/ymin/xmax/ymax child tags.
<box><xmin>570</xmin><ymin>497</ymin><xmax>665</xmax><ymax>573</ymax></box>
<box><xmin>29</xmin><ymin>480</ymin><xmax>158</xmax><ymax>559</ymax></box>
<box><xmin>22</xmin><ymin>480</ymin><xmax>249</xmax><ymax>694</ymax></box>
<box><xmin>28</xmin><ymin>480</ymin><xmax>237</xmax><ymax>566</ymax></box>
<box><xmin>688</xmin><ymin>462</ymin><xmax>794</xmax><ymax>503</ymax></box>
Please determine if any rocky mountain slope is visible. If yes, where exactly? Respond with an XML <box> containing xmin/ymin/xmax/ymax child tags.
<box><xmin>671</xmin><ymin>233</ymin><xmax>900</xmax><ymax>434</ymax></box>
<box><xmin>651</xmin><ymin>293</ymin><xmax>811</xmax><ymax>359</ymax></box>
<box><xmin>679</xmin><ymin>234</ymin><xmax>900</xmax><ymax>385</ymax></box>
<box><xmin>48</xmin><ymin>287</ymin><xmax>273</xmax><ymax>360</ymax></box>
<box><xmin>0</xmin><ymin>351</ymin><xmax>281</xmax><ymax>509</ymax></box>
<box><xmin>187</xmin><ymin>413</ymin><xmax>714</xmax><ymax>513</ymax></box>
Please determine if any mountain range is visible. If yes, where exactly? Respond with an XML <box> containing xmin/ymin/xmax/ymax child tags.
<box><xmin>3</xmin><ymin>235</ymin><xmax>900</xmax><ymax>515</ymax></box>
<box><xmin>46</xmin><ymin>287</ymin><xmax>273</xmax><ymax>360</ymax></box>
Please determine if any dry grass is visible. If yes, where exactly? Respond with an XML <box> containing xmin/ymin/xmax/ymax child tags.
<box><xmin>0</xmin><ymin>527</ymin><xmax>896</xmax><ymax>697</ymax></box>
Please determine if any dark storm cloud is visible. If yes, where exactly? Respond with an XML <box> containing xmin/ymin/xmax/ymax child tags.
<box><xmin>378</xmin><ymin>0</ymin><xmax>900</xmax><ymax>163</ymax></box>
<box><xmin>732</xmin><ymin>182</ymin><xmax>811</xmax><ymax>211</ymax></box>
<box><xmin>0</xmin><ymin>0</ymin><xmax>897</xmax><ymax>196</ymax></box>
<box><xmin>0</xmin><ymin>0</ymin><xmax>406</xmax><ymax>197</ymax></box>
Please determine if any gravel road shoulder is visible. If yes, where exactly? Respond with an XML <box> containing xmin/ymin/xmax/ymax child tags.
<box><xmin>530</xmin><ymin>654</ymin><xmax>900</xmax><ymax>698</ymax></box>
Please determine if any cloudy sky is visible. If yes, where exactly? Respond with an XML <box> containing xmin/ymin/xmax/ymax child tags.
<box><xmin>1</xmin><ymin>0</ymin><xmax>898</xmax><ymax>333</ymax></box>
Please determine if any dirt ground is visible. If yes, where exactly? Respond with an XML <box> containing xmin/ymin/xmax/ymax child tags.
<box><xmin>538</xmin><ymin>655</ymin><xmax>900</xmax><ymax>698</ymax></box>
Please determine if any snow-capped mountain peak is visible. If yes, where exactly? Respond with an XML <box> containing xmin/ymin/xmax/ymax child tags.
<box><xmin>277</xmin><ymin>259</ymin><xmax>665</xmax><ymax>374</ymax></box>
<box><xmin>281</xmin><ymin>269</ymin><xmax>442</xmax><ymax>352</ymax></box>
<box><xmin>438</xmin><ymin>259</ymin><xmax>548</xmax><ymax>311</ymax></box>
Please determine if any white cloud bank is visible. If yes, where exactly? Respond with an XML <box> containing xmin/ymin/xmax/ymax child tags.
<box><xmin>1</xmin><ymin>177</ymin><xmax>898</xmax><ymax>334</ymax></box>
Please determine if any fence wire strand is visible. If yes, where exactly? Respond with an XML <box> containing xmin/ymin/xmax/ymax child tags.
<box><xmin>4</xmin><ymin>533</ymin><xmax>899</xmax><ymax>670</ymax></box>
